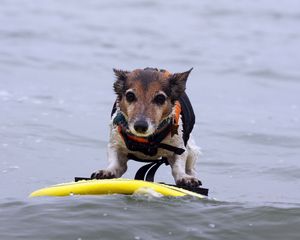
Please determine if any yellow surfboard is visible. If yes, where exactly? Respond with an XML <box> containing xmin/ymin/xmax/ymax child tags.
<box><xmin>29</xmin><ymin>178</ymin><xmax>206</xmax><ymax>198</ymax></box>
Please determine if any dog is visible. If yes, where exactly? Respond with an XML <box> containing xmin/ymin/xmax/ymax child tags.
<box><xmin>91</xmin><ymin>67</ymin><xmax>201</xmax><ymax>187</ymax></box>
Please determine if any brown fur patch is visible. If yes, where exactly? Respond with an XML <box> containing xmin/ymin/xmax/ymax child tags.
<box><xmin>119</xmin><ymin>69</ymin><xmax>172</xmax><ymax>128</ymax></box>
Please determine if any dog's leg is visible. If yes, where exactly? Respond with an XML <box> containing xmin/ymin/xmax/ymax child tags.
<box><xmin>169</xmin><ymin>151</ymin><xmax>201</xmax><ymax>187</ymax></box>
<box><xmin>185</xmin><ymin>137</ymin><xmax>200</xmax><ymax>177</ymax></box>
<box><xmin>91</xmin><ymin>143</ymin><xmax>127</xmax><ymax>179</ymax></box>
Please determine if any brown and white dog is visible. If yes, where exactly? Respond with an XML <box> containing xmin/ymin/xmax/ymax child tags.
<box><xmin>91</xmin><ymin>68</ymin><xmax>201</xmax><ymax>187</ymax></box>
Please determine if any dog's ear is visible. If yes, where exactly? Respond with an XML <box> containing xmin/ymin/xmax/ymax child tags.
<box><xmin>169</xmin><ymin>68</ymin><xmax>193</xmax><ymax>100</ymax></box>
<box><xmin>113</xmin><ymin>69</ymin><xmax>130</xmax><ymax>97</ymax></box>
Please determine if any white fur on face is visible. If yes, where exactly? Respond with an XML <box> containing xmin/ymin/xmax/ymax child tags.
<box><xmin>127</xmin><ymin>91</ymin><xmax>169</xmax><ymax>137</ymax></box>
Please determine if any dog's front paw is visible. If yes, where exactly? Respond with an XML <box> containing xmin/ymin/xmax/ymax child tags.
<box><xmin>91</xmin><ymin>169</ymin><xmax>116</xmax><ymax>179</ymax></box>
<box><xmin>176</xmin><ymin>175</ymin><xmax>202</xmax><ymax>188</ymax></box>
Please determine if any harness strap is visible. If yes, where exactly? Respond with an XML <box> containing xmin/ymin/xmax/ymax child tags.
<box><xmin>178</xmin><ymin>93</ymin><xmax>195</xmax><ymax>146</ymax></box>
<box><xmin>128</xmin><ymin>153</ymin><xmax>169</xmax><ymax>182</ymax></box>
<box><xmin>127</xmin><ymin>154</ymin><xmax>209</xmax><ymax>196</ymax></box>
<box><xmin>157</xmin><ymin>143</ymin><xmax>185</xmax><ymax>155</ymax></box>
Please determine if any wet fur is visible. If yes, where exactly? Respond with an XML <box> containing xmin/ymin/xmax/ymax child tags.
<box><xmin>92</xmin><ymin>68</ymin><xmax>201</xmax><ymax>187</ymax></box>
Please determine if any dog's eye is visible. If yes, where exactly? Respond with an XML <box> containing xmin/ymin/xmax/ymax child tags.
<box><xmin>125</xmin><ymin>92</ymin><xmax>136</xmax><ymax>103</ymax></box>
<box><xmin>153</xmin><ymin>94</ymin><xmax>166</xmax><ymax>105</ymax></box>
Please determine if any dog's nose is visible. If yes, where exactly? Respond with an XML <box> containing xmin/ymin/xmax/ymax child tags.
<box><xmin>134</xmin><ymin>120</ymin><xmax>148</xmax><ymax>133</ymax></box>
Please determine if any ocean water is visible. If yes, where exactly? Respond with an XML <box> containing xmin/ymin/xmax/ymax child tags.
<box><xmin>1</xmin><ymin>0</ymin><xmax>300</xmax><ymax>239</ymax></box>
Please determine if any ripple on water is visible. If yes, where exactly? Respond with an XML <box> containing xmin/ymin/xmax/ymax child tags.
<box><xmin>0</xmin><ymin>197</ymin><xmax>299</xmax><ymax>240</ymax></box>
<box><xmin>219</xmin><ymin>131</ymin><xmax>300</xmax><ymax>149</ymax></box>
<box><xmin>245</xmin><ymin>69</ymin><xmax>300</xmax><ymax>83</ymax></box>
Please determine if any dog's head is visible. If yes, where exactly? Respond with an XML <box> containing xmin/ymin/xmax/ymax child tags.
<box><xmin>113</xmin><ymin>67</ymin><xmax>192</xmax><ymax>137</ymax></box>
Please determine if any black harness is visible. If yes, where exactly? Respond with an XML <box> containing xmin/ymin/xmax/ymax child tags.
<box><xmin>113</xmin><ymin>111</ymin><xmax>185</xmax><ymax>156</ymax></box>
<box><xmin>83</xmin><ymin>93</ymin><xmax>208</xmax><ymax>196</ymax></box>
<box><xmin>112</xmin><ymin>93</ymin><xmax>195</xmax><ymax>154</ymax></box>
<box><xmin>111</xmin><ymin>93</ymin><xmax>196</xmax><ymax>181</ymax></box>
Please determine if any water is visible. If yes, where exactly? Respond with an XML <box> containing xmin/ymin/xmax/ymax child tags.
<box><xmin>1</xmin><ymin>0</ymin><xmax>300</xmax><ymax>239</ymax></box>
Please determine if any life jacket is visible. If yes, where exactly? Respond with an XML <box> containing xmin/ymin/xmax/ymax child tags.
<box><xmin>111</xmin><ymin>92</ymin><xmax>195</xmax><ymax>157</ymax></box>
